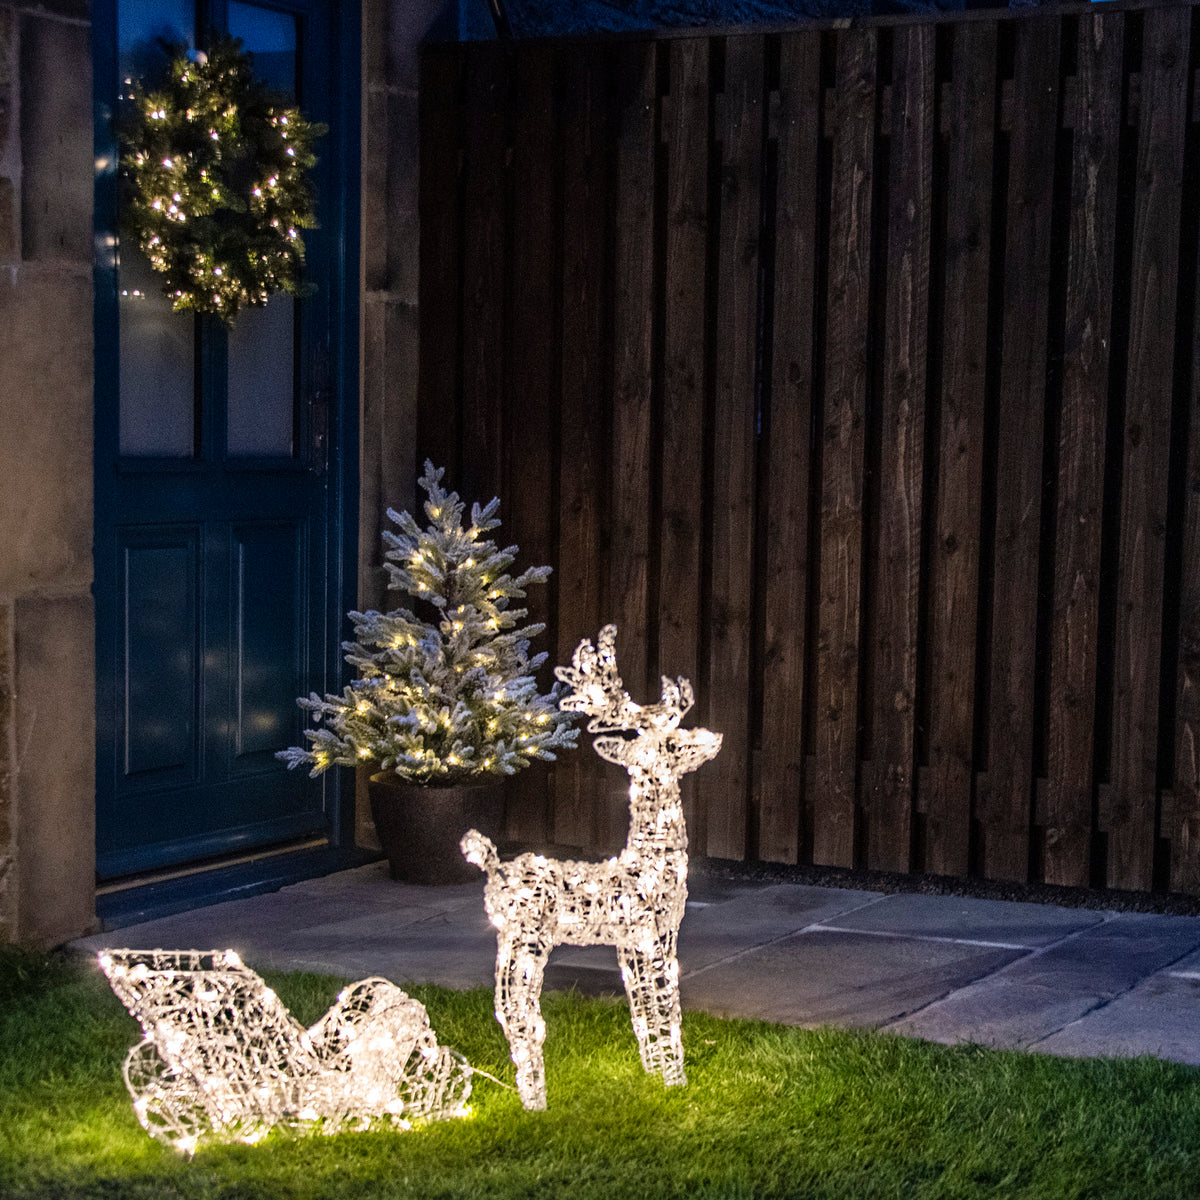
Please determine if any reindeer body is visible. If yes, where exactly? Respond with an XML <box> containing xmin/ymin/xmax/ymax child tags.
<box><xmin>461</xmin><ymin>625</ymin><xmax>721</xmax><ymax>1110</ymax></box>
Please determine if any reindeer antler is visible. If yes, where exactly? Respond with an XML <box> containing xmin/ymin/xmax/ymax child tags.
<box><xmin>555</xmin><ymin>625</ymin><xmax>694</xmax><ymax>734</ymax></box>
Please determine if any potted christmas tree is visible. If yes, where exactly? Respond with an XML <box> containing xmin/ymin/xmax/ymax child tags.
<box><xmin>279</xmin><ymin>462</ymin><xmax>578</xmax><ymax>883</ymax></box>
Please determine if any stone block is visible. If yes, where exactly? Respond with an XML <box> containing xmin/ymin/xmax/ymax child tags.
<box><xmin>357</xmin><ymin>295</ymin><xmax>420</xmax><ymax>608</ymax></box>
<box><xmin>0</xmin><ymin>176</ymin><xmax>16</xmax><ymax>262</ymax></box>
<box><xmin>380</xmin><ymin>299</ymin><xmax>418</xmax><ymax>509</ymax></box>
<box><xmin>0</xmin><ymin>600</ymin><xmax>12</xmax><ymax>941</ymax></box>
<box><xmin>20</xmin><ymin>14</ymin><xmax>91</xmax><ymax>263</ymax></box>
<box><xmin>387</xmin><ymin>0</ymin><xmax>452</xmax><ymax>92</ymax></box>
<box><xmin>0</xmin><ymin>268</ymin><xmax>93</xmax><ymax>593</ymax></box>
<box><xmin>358</xmin><ymin>297</ymin><xmax>388</xmax><ymax>608</ymax></box>
<box><xmin>0</xmin><ymin>5</ymin><xmax>14</xmax><ymax>149</ymax></box>
<box><xmin>14</xmin><ymin>590</ymin><xmax>96</xmax><ymax>946</ymax></box>
<box><xmin>361</xmin><ymin>87</ymin><xmax>390</xmax><ymax>294</ymax></box>
<box><xmin>385</xmin><ymin>90</ymin><xmax>419</xmax><ymax>302</ymax></box>
<box><xmin>362</xmin><ymin>0</ymin><xmax>386</xmax><ymax>87</ymax></box>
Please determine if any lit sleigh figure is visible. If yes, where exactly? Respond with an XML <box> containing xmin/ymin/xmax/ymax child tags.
<box><xmin>462</xmin><ymin>624</ymin><xmax>721</xmax><ymax>1110</ymax></box>
<box><xmin>99</xmin><ymin>949</ymin><xmax>472</xmax><ymax>1153</ymax></box>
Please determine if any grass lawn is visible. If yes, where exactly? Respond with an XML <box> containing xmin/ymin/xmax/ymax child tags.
<box><xmin>2</xmin><ymin>947</ymin><xmax>1200</xmax><ymax>1199</ymax></box>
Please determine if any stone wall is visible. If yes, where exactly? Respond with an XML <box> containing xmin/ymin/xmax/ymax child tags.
<box><xmin>0</xmin><ymin>0</ymin><xmax>96</xmax><ymax>944</ymax></box>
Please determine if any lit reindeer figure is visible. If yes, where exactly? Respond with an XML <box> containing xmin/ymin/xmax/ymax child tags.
<box><xmin>461</xmin><ymin>625</ymin><xmax>721</xmax><ymax>1110</ymax></box>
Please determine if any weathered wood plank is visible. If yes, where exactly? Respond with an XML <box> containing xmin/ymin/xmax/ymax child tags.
<box><xmin>460</xmin><ymin>43</ymin><xmax>509</xmax><ymax>500</ymax></box>
<box><xmin>981</xmin><ymin>16</ymin><xmax>1061</xmax><ymax>882</ymax></box>
<box><xmin>865</xmin><ymin>22</ymin><xmax>934</xmax><ymax>875</ymax></box>
<box><xmin>1106</xmin><ymin>4</ymin><xmax>1189</xmax><ymax>892</ymax></box>
<box><xmin>609</xmin><ymin>41</ymin><xmax>659</xmax><ymax>712</ymax></box>
<box><xmin>758</xmin><ymin>31</ymin><xmax>821</xmax><ymax>865</ymax></box>
<box><xmin>659</xmin><ymin>37</ymin><xmax>711</xmax><ymax>849</ymax></box>
<box><xmin>925</xmin><ymin>20</ymin><xmax>997</xmax><ymax>878</ymax></box>
<box><xmin>705</xmin><ymin>34</ymin><xmax>764</xmax><ymax>862</ymax></box>
<box><xmin>555</xmin><ymin>47</ymin><xmax>612</xmax><ymax>851</ymax></box>
<box><xmin>1046</xmin><ymin>11</ymin><xmax>1123</xmax><ymax>888</ymax></box>
<box><xmin>1172</xmin><ymin>286</ymin><xmax>1200</xmax><ymax>889</ymax></box>
<box><xmin>813</xmin><ymin>26</ymin><xmax>877</xmax><ymax>868</ymax></box>
<box><xmin>417</xmin><ymin>46</ymin><xmax>464</xmax><ymax>481</ymax></box>
<box><xmin>503</xmin><ymin>44</ymin><xmax>560</xmax><ymax>846</ymax></box>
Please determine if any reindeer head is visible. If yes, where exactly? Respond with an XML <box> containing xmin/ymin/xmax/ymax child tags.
<box><xmin>555</xmin><ymin>625</ymin><xmax>722</xmax><ymax>776</ymax></box>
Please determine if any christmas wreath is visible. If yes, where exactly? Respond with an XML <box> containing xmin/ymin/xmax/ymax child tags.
<box><xmin>120</xmin><ymin>37</ymin><xmax>326</xmax><ymax>323</ymax></box>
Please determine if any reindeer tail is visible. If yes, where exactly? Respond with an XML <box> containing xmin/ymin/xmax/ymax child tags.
<box><xmin>460</xmin><ymin>829</ymin><xmax>499</xmax><ymax>874</ymax></box>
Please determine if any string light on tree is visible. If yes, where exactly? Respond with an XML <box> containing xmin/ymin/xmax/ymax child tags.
<box><xmin>278</xmin><ymin>461</ymin><xmax>578</xmax><ymax>783</ymax></box>
<box><xmin>119</xmin><ymin>37</ymin><xmax>325</xmax><ymax>323</ymax></box>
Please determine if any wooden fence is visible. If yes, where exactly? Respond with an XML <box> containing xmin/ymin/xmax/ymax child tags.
<box><xmin>418</xmin><ymin>0</ymin><xmax>1200</xmax><ymax>894</ymax></box>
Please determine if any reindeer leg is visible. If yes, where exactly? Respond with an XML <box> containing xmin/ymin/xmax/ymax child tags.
<box><xmin>495</xmin><ymin>933</ymin><xmax>552</xmax><ymax>1110</ymax></box>
<box><xmin>617</xmin><ymin>936</ymin><xmax>687</xmax><ymax>1088</ymax></box>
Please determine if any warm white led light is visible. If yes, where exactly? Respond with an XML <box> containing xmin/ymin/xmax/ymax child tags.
<box><xmin>462</xmin><ymin>625</ymin><xmax>722</xmax><ymax>1110</ymax></box>
<box><xmin>99</xmin><ymin>949</ymin><xmax>472</xmax><ymax>1152</ymax></box>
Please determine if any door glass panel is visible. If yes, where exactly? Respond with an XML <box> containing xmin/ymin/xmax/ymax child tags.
<box><xmin>227</xmin><ymin>298</ymin><xmax>296</xmax><ymax>457</ymax></box>
<box><xmin>226</xmin><ymin>2</ymin><xmax>299</xmax><ymax>459</ymax></box>
<box><xmin>228</xmin><ymin>2</ymin><xmax>298</xmax><ymax>96</ymax></box>
<box><xmin>117</xmin><ymin>0</ymin><xmax>196</xmax><ymax>457</ymax></box>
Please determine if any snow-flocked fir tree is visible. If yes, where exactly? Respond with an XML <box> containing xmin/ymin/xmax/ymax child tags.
<box><xmin>278</xmin><ymin>462</ymin><xmax>578</xmax><ymax>784</ymax></box>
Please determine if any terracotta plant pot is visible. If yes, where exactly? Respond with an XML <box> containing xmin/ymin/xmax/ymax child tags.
<box><xmin>368</xmin><ymin>773</ymin><xmax>504</xmax><ymax>884</ymax></box>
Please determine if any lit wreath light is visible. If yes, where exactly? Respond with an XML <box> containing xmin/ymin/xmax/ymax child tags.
<box><xmin>462</xmin><ymin>625</ymin><xmax>722</xmax><ymax>1111</ymax></box>
<box><xmin>119</xmin><ymin>37</ymin><xmax>325</xmax><ymax>323</ymax></box>
<box><xmin>99</xmin><ymin>950</ymin><xmax>472</xmax><ymax>1154</ymax></box>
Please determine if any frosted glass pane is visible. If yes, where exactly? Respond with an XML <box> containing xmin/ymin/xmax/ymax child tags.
<box><xmin>117</xmin><ymin>0</ymin><xmax>196</xmax><ymax>457</ymax></box>
<box><xmin>119</xmin><ymin>249</ymin><xmax>195</xmax><ymax>457</ymax></box>
<box><xmin>227</xmin><ymin>297</ymin><xmax>296</xmax><ymax>457</ymax></box>
<box><xmin>228</xmin><ymin>3</ymin><xmax>297</xmax><ymax>95</ymax></box>
<box><xmin>118</xmin><ymin>0</ymin><xmax>193</xmax><ymax>83</ymax></box>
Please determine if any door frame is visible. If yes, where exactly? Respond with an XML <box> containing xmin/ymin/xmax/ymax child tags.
<box><xmin>91</xmin><ymin>0</ymin><xmax>361</xmax><ymax>876</ymax></box>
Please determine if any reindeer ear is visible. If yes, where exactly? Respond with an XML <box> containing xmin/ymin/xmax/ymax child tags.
<box><xmin>591</xmin><ymin>734</ymin><xmax>630</xmax><ymax>766</ymax></box>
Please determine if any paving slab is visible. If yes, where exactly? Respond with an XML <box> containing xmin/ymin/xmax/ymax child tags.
<box><xmin>677</xmin><ymin>884</ymin><xmax>883</xmax><ymax>974</ymax></box>
<box><xmin>1035</xmin><ymin>972</ymin><xmax>1200</xmax><ymax>1066</ymax></box>
<box><xmin>889</xmin><ymin>912</ymin><xmax>1200</xmax><ymax>1048</ymax></box>
<box><xmin>680</xmin><ymin>927</ymin><xmax>1022</xmax><ymax>1027</ymax></box>
<box><xmin>822</xmin><ymin>892</ymin><xmax>1103</xmax><ymax>948</ymax></box>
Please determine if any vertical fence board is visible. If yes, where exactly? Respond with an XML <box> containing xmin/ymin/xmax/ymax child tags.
<box><xmin>417</xmin><ymin>48</ymin><xmax>464</xmax><ymax>477</ymax></box>
<box><xmin>1106</xmin><ymin>4</ymin><xmax>1190</xmax><ymax>892</ymax></box>
<box><xmin>1046</xmin><ymin>11</ymin><xmax>1123</xmax><ymax>888</ymax></box>
<box><xmin>503</xmin><ymin>45</ymin><xmax>560</xmax><ymax>846</ymax></box>
<box><xmin>555</xmin><ymin>49</ymin><xmax>612</xmax><ymax>850</ymax></box>
<box><xmin>865</xmin><ymin>23</ymin><xmax>933</xmax><ymax>874</ymax></box>
<box><xmin>609</xmin><ymin>42</ymin><xmax>659</xmax><ymax>708</ymax></box>
<box><xmin>813</xmin><ymin>27</ymin><xmax>877</xmax><ymax>868</ymax></box>
<box><xmin>1172</xmin><ymin>196</ymin><xmax>1200</xmax><ymax>889</ymax></box>
<box><xmin>660</xmin><ymin>38</ymin><xmax>711</xmax><ymax>846</ymax></box>
<box><xmin>460</xmin><ymin>45</ymin><xmax>510</xmax><ymax>498</ymax></box>
<box><xmin>981</xmin><ymin>17</ymin><xmax>1061</xmax><ymax>881</ymax></box>
<box><xmin>924</xmin><ymin>20</ymin><xmax>996</xmax><ymax>877</ymax></box>
<box><xmin>759</xmin><ymin>31</ymin><xmax>821</xmax><ymax>865</ymax></box>
<box><xmin>705</xmin><ymin>35</ymin><xmax>764</xmax><ymax>861</ymax></box>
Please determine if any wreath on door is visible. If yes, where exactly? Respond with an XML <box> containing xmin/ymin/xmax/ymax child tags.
<box><xmin>120</xmin><ymin>37</ymin><xmax>326</xmax><ymax>324</ymax></box>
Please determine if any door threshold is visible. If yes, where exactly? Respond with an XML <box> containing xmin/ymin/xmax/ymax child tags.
<box><xmin>95</xmin><ymin>841</ymin><xmax>383</xmax><ymax>932</ymax></box>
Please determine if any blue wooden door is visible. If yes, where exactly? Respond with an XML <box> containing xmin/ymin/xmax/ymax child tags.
<box><xmin>94</xmin><ymin>0</ymin><xmax>358</xmax><ymax>878</ymax></box>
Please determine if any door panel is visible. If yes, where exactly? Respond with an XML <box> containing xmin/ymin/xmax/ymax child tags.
<box><xmin>233</xmin><ymin>521</ymin><xmax>305</xmax><ymax>762</ymax></box>
<box><xmin>121</xmin><ymin>530</ymin><xmax>200</xmax><ymax>781</ymax></box>
<box><xmin>95</xmin><ymin>0</ymin><xmax>357</xmax><ymax>880</ymax></box>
